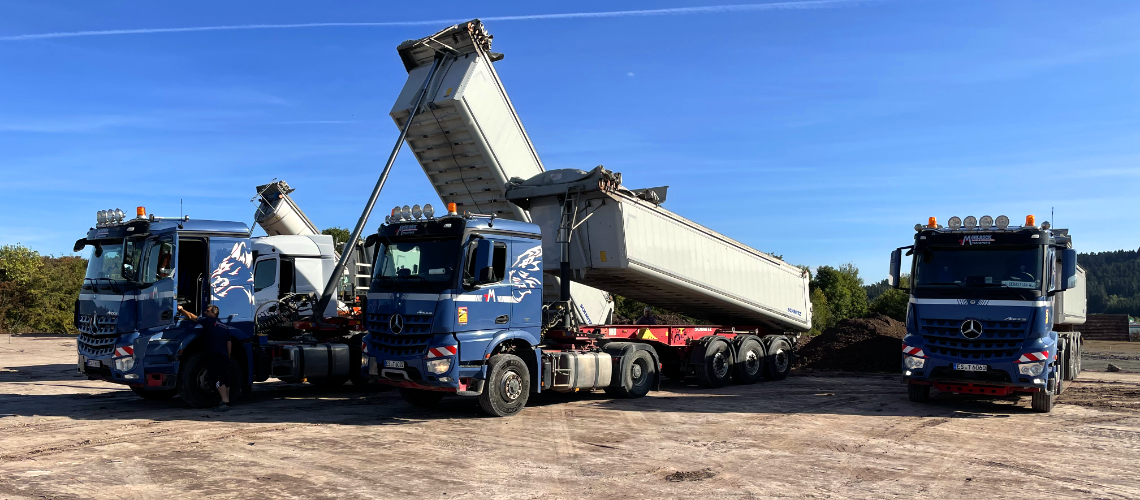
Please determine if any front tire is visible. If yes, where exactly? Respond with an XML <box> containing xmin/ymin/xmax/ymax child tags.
<box><xmin>478</xmin><ymin>354</ymin><xmax>530</xmax><ymax>417</ymax></box>
<box><xmin>907</xmin><ymin>382</ymin><xmax>930</xmax><ymax>402</ymax></box>
<box><xmin>178</xmin><ymin>352</ymin><xmax>243</xmax><ymax>408</ymax></box>
<box><xmin>1031</xmin><ymin>389</ymin><xmax>1054</xmax><ymax>413</ymax></box>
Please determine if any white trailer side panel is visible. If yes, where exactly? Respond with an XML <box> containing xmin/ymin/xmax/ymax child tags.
<box><xmin>525</xmin><ymin>189</ymin><xmax>811</xmax><ymax>331</ymax></box>
<box><xmin>1056</xmin><ymin>266</ymin><xmax>1087</xmax><ymax>326</ymax></box>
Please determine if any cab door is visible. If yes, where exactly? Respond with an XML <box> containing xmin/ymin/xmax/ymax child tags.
<box><xmin>137</xmin><ymin>232</ymin><xmax>178</xmax><ymax>330</ymax></box>
<box><xmin>252</xmin><ymin>256</ymin><xmax>279</xmax><ymax>313</ymax></box>
<box><xmin>208</xmin><ymin>237</ymin><xmax>254</xmax><ymax>335</ymax></box>
<box><xmin>454</xmin><ymin>238</ymin><xmax>513</xmax><ymax>332</ymax></box>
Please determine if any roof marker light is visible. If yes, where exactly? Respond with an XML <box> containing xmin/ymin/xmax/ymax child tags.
<box><xmin>136</xmin><ymin>206</ymin><xmax>146</xmax><ymax>219</ymax></box>
<box><xmin>447</xmin><ymin>203</ymin><xmax>458</xmax><ymax>216</ymax></box>
<box><xmin>948</xmin><ymin>216</ymin><xmax>962</xmax><ymax>230</ymax></box>
<box><xmin>1024</xmin><ymin>214</ymin><xmax>1035</xmax><ymax>227</ymax></box>
<box><xmin>964</xmin><ymin>216</ymin><xmax>977</xmax><ymax>229</ymax></box>
<box><xmin>980</xmin><ymin>215</ymin><xmax>993</xmax><ymax>230</ymax></box>
<box><xmin>927</xmin><ymin>217</ymin><xmax>937</xmax><ymax>228</ymax></box>
<box><xmin>996</xmin><ymin>215</ymin><xmax>1009</xmax><ymax>229</ymax></box>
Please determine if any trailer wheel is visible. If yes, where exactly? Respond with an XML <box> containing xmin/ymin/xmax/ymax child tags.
<box><xmin>1074</xmin><ymin>336</ymin><xmax>1082</xmax><ymax>378</ymax></box>
<box><xmin>733</xmin><ymin>337</ymin><xmax>765</xmax><ymax>384</ymax></box>
<box><xmin>695</xmin><ymin>338</ymin><xmax>732</xmax><ymax>388</ymax></box>
<box><xmin>606</xmin><ymin>349</ymin><xmax>655</xmax><ymax>398</ymax></box>
<box><xmin>130</xmin><ymin>386</ymin><xmax>177</xmax><ymax>400</ymax></box>
<box><xmin>1031</xmin><ymin>389</ymin><xmax>1054</xmax><ymax>413</ymax></box>
<box><xmin>478</xmin><ymin>354</ymin><xmax>530</xmax><ymax>417</ymax></box>
<box><xmin>762</xmin><ymin>337</ymin><xmax>792</xmax><ymax>381</ymax></box>
<box><xmin>399</xmin><ymin>389</ymin><xmax>445</xmax><ymax>408</ymax></box>
<box><xmin>907</xmin><ymin>383</ymin><xmax>930</xmax><ymax>403</ymax></box>
<box><xmin>178</xmin><ymin>352</ymin><xmax>243</xmax><ymax>408</ymax></box>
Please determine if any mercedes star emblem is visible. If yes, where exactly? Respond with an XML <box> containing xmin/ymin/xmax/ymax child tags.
<box><xmin>960</xmin><ymin>319</ymin><xmax>983</xmax><ymax>339</ymax></box>
<box><xmin>390</xmin><ymin>314</ymin><xmax>405</xmax><ymax>334</ymax></box>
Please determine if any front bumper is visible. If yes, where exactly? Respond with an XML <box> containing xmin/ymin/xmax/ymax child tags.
<box><xmin>903</xmin><ymin>356</ymin><xmax>1048</xmax><ymax>395</ymax></box>
<box><xmin>78</xmin><ymin>335</ymin><xmax>179</xmax><ymax>390</ymax></box>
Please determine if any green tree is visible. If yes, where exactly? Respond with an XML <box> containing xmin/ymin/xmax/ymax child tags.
<box><xmin>808</xmin><ymin>288</ymin><xmax>830</xmax><ymax>336</ymax></box>
<box><xmin>869</xmin><ymin>289</ymin><xmax>909</xmax><ymax>322</ymax></box>
<box><xmin>0</xmin><ymin>245</ymin><xmax>87</xmax><ymax>334</ymax></box>
<box><xmin>321</xmin><ymin>227</ymin><xmax>351</xmax><ymax>247</ymax></box>
<box><xmin>811</xmin><ymin>263</ymin><xmax>867</xmax><ymax>330</ymax></box>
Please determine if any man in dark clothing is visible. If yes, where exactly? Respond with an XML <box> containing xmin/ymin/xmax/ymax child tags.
<box><xmin>635</xmin><ymin>306</ymin><xmax>658</xmax><ymax>326</ymax></box>
<box><xmin>178</xmin><ymin>304</ymin><xmax>232</xmax><ymax>412</ymax></box>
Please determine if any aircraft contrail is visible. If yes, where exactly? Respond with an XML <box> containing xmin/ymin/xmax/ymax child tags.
<box><xmin>0</xmin><ymin>0</ymin><xmax>889</xmax><ymax>42</ymax></box>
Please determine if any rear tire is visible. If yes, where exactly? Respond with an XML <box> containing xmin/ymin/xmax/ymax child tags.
<box><xmin>131</xmin><ymin>386</ymin><xmax>177</xmax><ymax>400</ymax></box>
<box><xmin>399</xmin><ymin>388</ymin><xmax>445</xmax><ymax>408</ymax></box>
<box><xmin>733</xmin><ymin>337</ymin><xmax>765</xmax><ymax>384</ymax></box>
<box><xmin>478</xmin><ymin>354</ymin><xmax>530</xmax><ymax>417</ymax></box>
<box><xmin>695</xmin><ymin>338</ymin><xmax>732</xmax><ymax>388</ymax></box>
<box><xmin>605</xmin><ymin>349</ymin><xmax>655</xmax><ymax>398</ymax></box>
<box><xmin>1031</xmin><ymin>389</ymin><xmax>1054</xmax><ymax>413</ymax></box>
<box><xmin>762</xmin><ymin>337</ymin><xmax>793</xmax><ymax>381</ymax></box>
<box><xmin>907</xmin><ymin>383</ymin><xmax>930</xmax><ymax>403</ymax></box>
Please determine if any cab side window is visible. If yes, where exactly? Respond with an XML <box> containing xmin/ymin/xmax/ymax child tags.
<box><xmin>253</xmin><ymin>259</ymin><xmax>277</xmax><ymax>292</ymax></box>
<box><xmin>141</xmin><ymin>237</ymin><xmax>175</xmax><ymax>284</ymax></box>
<box><xmin>463</xmin><ymin>240</ymin><xmax>508</xmax><ymax>285</ymax></box>
<box><xmin>491</xmin><ymin>242</ymin><xmax>507</xmax><ymax>283</ymax></box>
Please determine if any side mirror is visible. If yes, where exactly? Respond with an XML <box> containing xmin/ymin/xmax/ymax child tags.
<box><xmin>1060</xmin><ymin>248</ymin><xmax>1078</xmax><ymax>290</ymax></box>
<box><xmin>888</xmin><ymin>247</ymin><xmax>904</xmax><ymax>288</ymax></box>
<box><xmin>73</xmin><ymin>239</ymin><xmax>88</xmax><ymax>252</ymax></box>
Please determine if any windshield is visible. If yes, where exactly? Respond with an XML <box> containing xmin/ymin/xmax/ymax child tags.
<box><xmin>914</xmin><ymin>246</ymin><xmax>1043</xmax><ymax>290</ymax></box>
<box><xmin>371</xmin><ymin>238</ymin><xmax>460</xmax><ymax>293</ymax></box>
<box><xmin>85</xmin><ymin>242</ymin><xmax>127</xmax><ymax>281</ymax></box>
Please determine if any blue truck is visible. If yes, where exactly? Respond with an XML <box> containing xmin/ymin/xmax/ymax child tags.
<box><xmin>74</xmin><ymin>208</ymin><xmax>369</xmax><ymax>407</ymax></box>
<box><xmin>889</xmin><ymin>214</ymin><xmax>1086</xmax><ymax>412</ymax></box>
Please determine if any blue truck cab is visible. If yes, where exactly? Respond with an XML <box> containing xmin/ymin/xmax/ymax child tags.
<box><xmin>889</xmin><ymin>215</ymin><xmax>1084</xmax><ymax>412</ymax></box>
<box><xmin>363</xmin><ymin>209</ymin><xmax>548</xmax><ymax>415</ymax></box>
<box><xmin>74</xmin><ymin>210</ymin><xmax>258</xmax><ymax>406</ymax></box>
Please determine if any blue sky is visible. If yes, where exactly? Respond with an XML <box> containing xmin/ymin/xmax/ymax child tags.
<box><xmin>1</xmin><ymin>0</ymin><xmax>1137</xmax><ymax>282</ymax></box>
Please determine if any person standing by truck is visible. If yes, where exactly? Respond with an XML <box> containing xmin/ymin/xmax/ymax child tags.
<box><xmin>635</xmin><ymin>306</ymin><xmax>658</xmax><ymax>325</ymax></box>
<box><xmin>178</xmin><ymin>304</ymin><xmax>232</xmax><ymax>412</ymax></box>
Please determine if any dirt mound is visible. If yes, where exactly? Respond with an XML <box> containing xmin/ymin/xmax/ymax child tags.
<box><xmin>796</xmin><ymin>314</ymin><xmax>906</xmax><ymax>372</ymax></box>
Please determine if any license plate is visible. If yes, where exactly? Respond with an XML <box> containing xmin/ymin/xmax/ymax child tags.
<box><xmin>955</xmin><ymin>363</ymin><xmax>988</xmax><ymax>372</ymax></box>
<box><xmin>86</xmin><ymin>359</ymin><xmax>101</xmax><ymax>369</ymax></box>
<box><xmin>384</xmin><ymin>360</ymin><xmax>405</xmax><ymax>369</ymax></box>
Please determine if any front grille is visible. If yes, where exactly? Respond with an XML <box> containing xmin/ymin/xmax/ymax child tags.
<box><xmin>367</xmin><ymin>313</ymin><xmax>434</xmax><ymax>357</ymax></box>
<box><xmin>920</xmin><ymin>318</ymin><xmax>1029</xmax><ymax>361</ymax></box>
<box><xmin>77</xmin><ymin>313</ymin><xmax>121</xmax><ymax>357</ymax></box>
<box><xmin>930</xmin><ymin>366</ymin><xmax>1013</xmax><ymax>384</ymax></box>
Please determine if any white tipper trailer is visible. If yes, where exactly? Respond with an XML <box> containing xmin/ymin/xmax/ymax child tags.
<box><xmin>389</xmin><ymin>19</ymin><xmax>811</xmax><ymax>330</ymax></box>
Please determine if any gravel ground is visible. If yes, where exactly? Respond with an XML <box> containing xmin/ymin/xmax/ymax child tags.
<box><xmin>2</xmin><ymin>334</ymin><xmax>1139</xmax><ymax>499</ymax></box>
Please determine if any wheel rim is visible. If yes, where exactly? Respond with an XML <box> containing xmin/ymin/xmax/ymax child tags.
<box><xmin>713</xmin><ymin>351</ymin><xmax>729</xmax><ymax>379</ymax></box>
<box><xmin>773</xmin><ymin>348</ymin><xmax>789</xmax><ymax>373</ymax></box>
<box><xmin>196</xmin><ymin>368</ymin><xmax>214</xmax><ymax>393</ymax></box>
<box><xmin>631</xmin><ymin>359</ymin><xmax>647</xmax><ymax>384</ymax></box>
<box><xmin>744</xmin><ymin>349</ymin><xmax>760</xmax><ymax>374</ymax></box>
<box><xmin>502</xmin><ymin>369</ymin><xmax>523</xmax><ymax>402</ymax></box>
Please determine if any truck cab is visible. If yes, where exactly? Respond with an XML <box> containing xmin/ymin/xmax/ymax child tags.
<box><xmin>890</xmin><ymin>215</ymin><xmax>1084</xmax><ymax>412</ymax></box>
<box><xmin>74</xmin><ymin>209</ymin><xmax>257</xmax><ymax>405</ymax></box>
<box><xmin>363</xmin><ymin>206</ymin><xmax>545</xmax><ymax>413</ymax></box>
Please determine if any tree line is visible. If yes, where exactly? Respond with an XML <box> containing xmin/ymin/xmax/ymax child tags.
<box><xmin>1</xmin><ymin>241</ymin><xmax>1136</xmax><ymax>334</ymax></box>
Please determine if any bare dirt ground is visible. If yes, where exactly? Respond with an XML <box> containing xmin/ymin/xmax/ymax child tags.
<box><xmin>2</xmin><ymin>335</ymin><xmax>1139</xmax><ymax>499</ymax></box>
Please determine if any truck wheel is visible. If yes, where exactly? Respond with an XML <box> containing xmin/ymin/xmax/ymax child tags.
<box><xmin>695</xmin><ymin>338</ymin><xmax>732</xmax><ymax>388</ymax></box>
<box><xmin>131</xmin><ymin>386</ymin><xmax>177</xmax><ymax>400</ymax></box>
<box><xmin>177</xmin><ymin>353</ymin><xmax>243</xmax><ymax>408</ymax></box>
<box><xmin>399</xmin><ymin>388</ymin><xmax>445</xmax><ymax>408</ymax></box>
<box><xmin>1074</xmin><ymin>336</ymin><xmax>1082</xmax><ymax>377</ymax></box>
<box><xmin>733</xmin><ymin>337</ymin><xmax>765</xmax><ymax>384</ymax></box>
<box><xmin>478</xmin><ymin>354</ymin><xmax>530</xmax><ymax>417</ymax></box>
<box><xmin>907</xmin><ymin>383</ymin><xmax>930</xmax><ymax>403</ymax></box>
<box><xmin>1031</xmin><ymin>389</ymin><xmax>1054</xmax><ymax>413</ymax></box>
<box><xmin>762</xmin><ymin>337</ymin><xmax>792</xmax><ymax>381</ymax></box>
<box><xmin>605</xmin><ymin>349</ymin><xmax>655</xmax><ymax>398</ymax></box>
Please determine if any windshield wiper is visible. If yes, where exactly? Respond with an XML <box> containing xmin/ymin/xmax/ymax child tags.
<box><xmin>374</xmin><ymin>275</ymin><xmax>404</xmax><ymax>292</ymax></box>
<box><xmin>919</xmin><ymin>282</ymin><xmax>965</xmax><ymax>290</ymax></box>
<box><xmin>86</xmin><ymin>277</ymin><xmax>121</xmax><ymax>294</ymax></box>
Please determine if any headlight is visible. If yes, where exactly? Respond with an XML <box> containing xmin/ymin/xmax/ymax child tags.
<box><xmin>425</xmin><ymin>358</ymin><xmax>452</xmax><ymax>375</ymax></box>
<box><xmin>114</xmin><ymin>356</ymin><xmax>136</xmax><ymax>372</ymax></box>
<box><xmin>903</xmin><ymin>355</ymin><xmax>925</xmax><ymax>369</ymax></box>
<box><xmin>1018</xmin><ymin>361</ymin><xmax>1045</xmax><ymax>376</ymax></box>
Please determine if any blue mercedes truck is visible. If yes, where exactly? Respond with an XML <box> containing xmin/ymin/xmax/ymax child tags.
<box><xmin>889</xmin><ymin>214</ymin><xmax>1086</xmax><ymax>412</ymax></box>
<box><xmin>74</xmin><ymin>207</ymin><xmax>369</xmax><ymax>407</ymax></box>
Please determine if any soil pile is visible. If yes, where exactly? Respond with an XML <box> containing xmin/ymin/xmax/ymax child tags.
<box><xmin>796</xmin><ymin>314</ymin><xmax>907</xmax><ymax>372</ymax></box>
